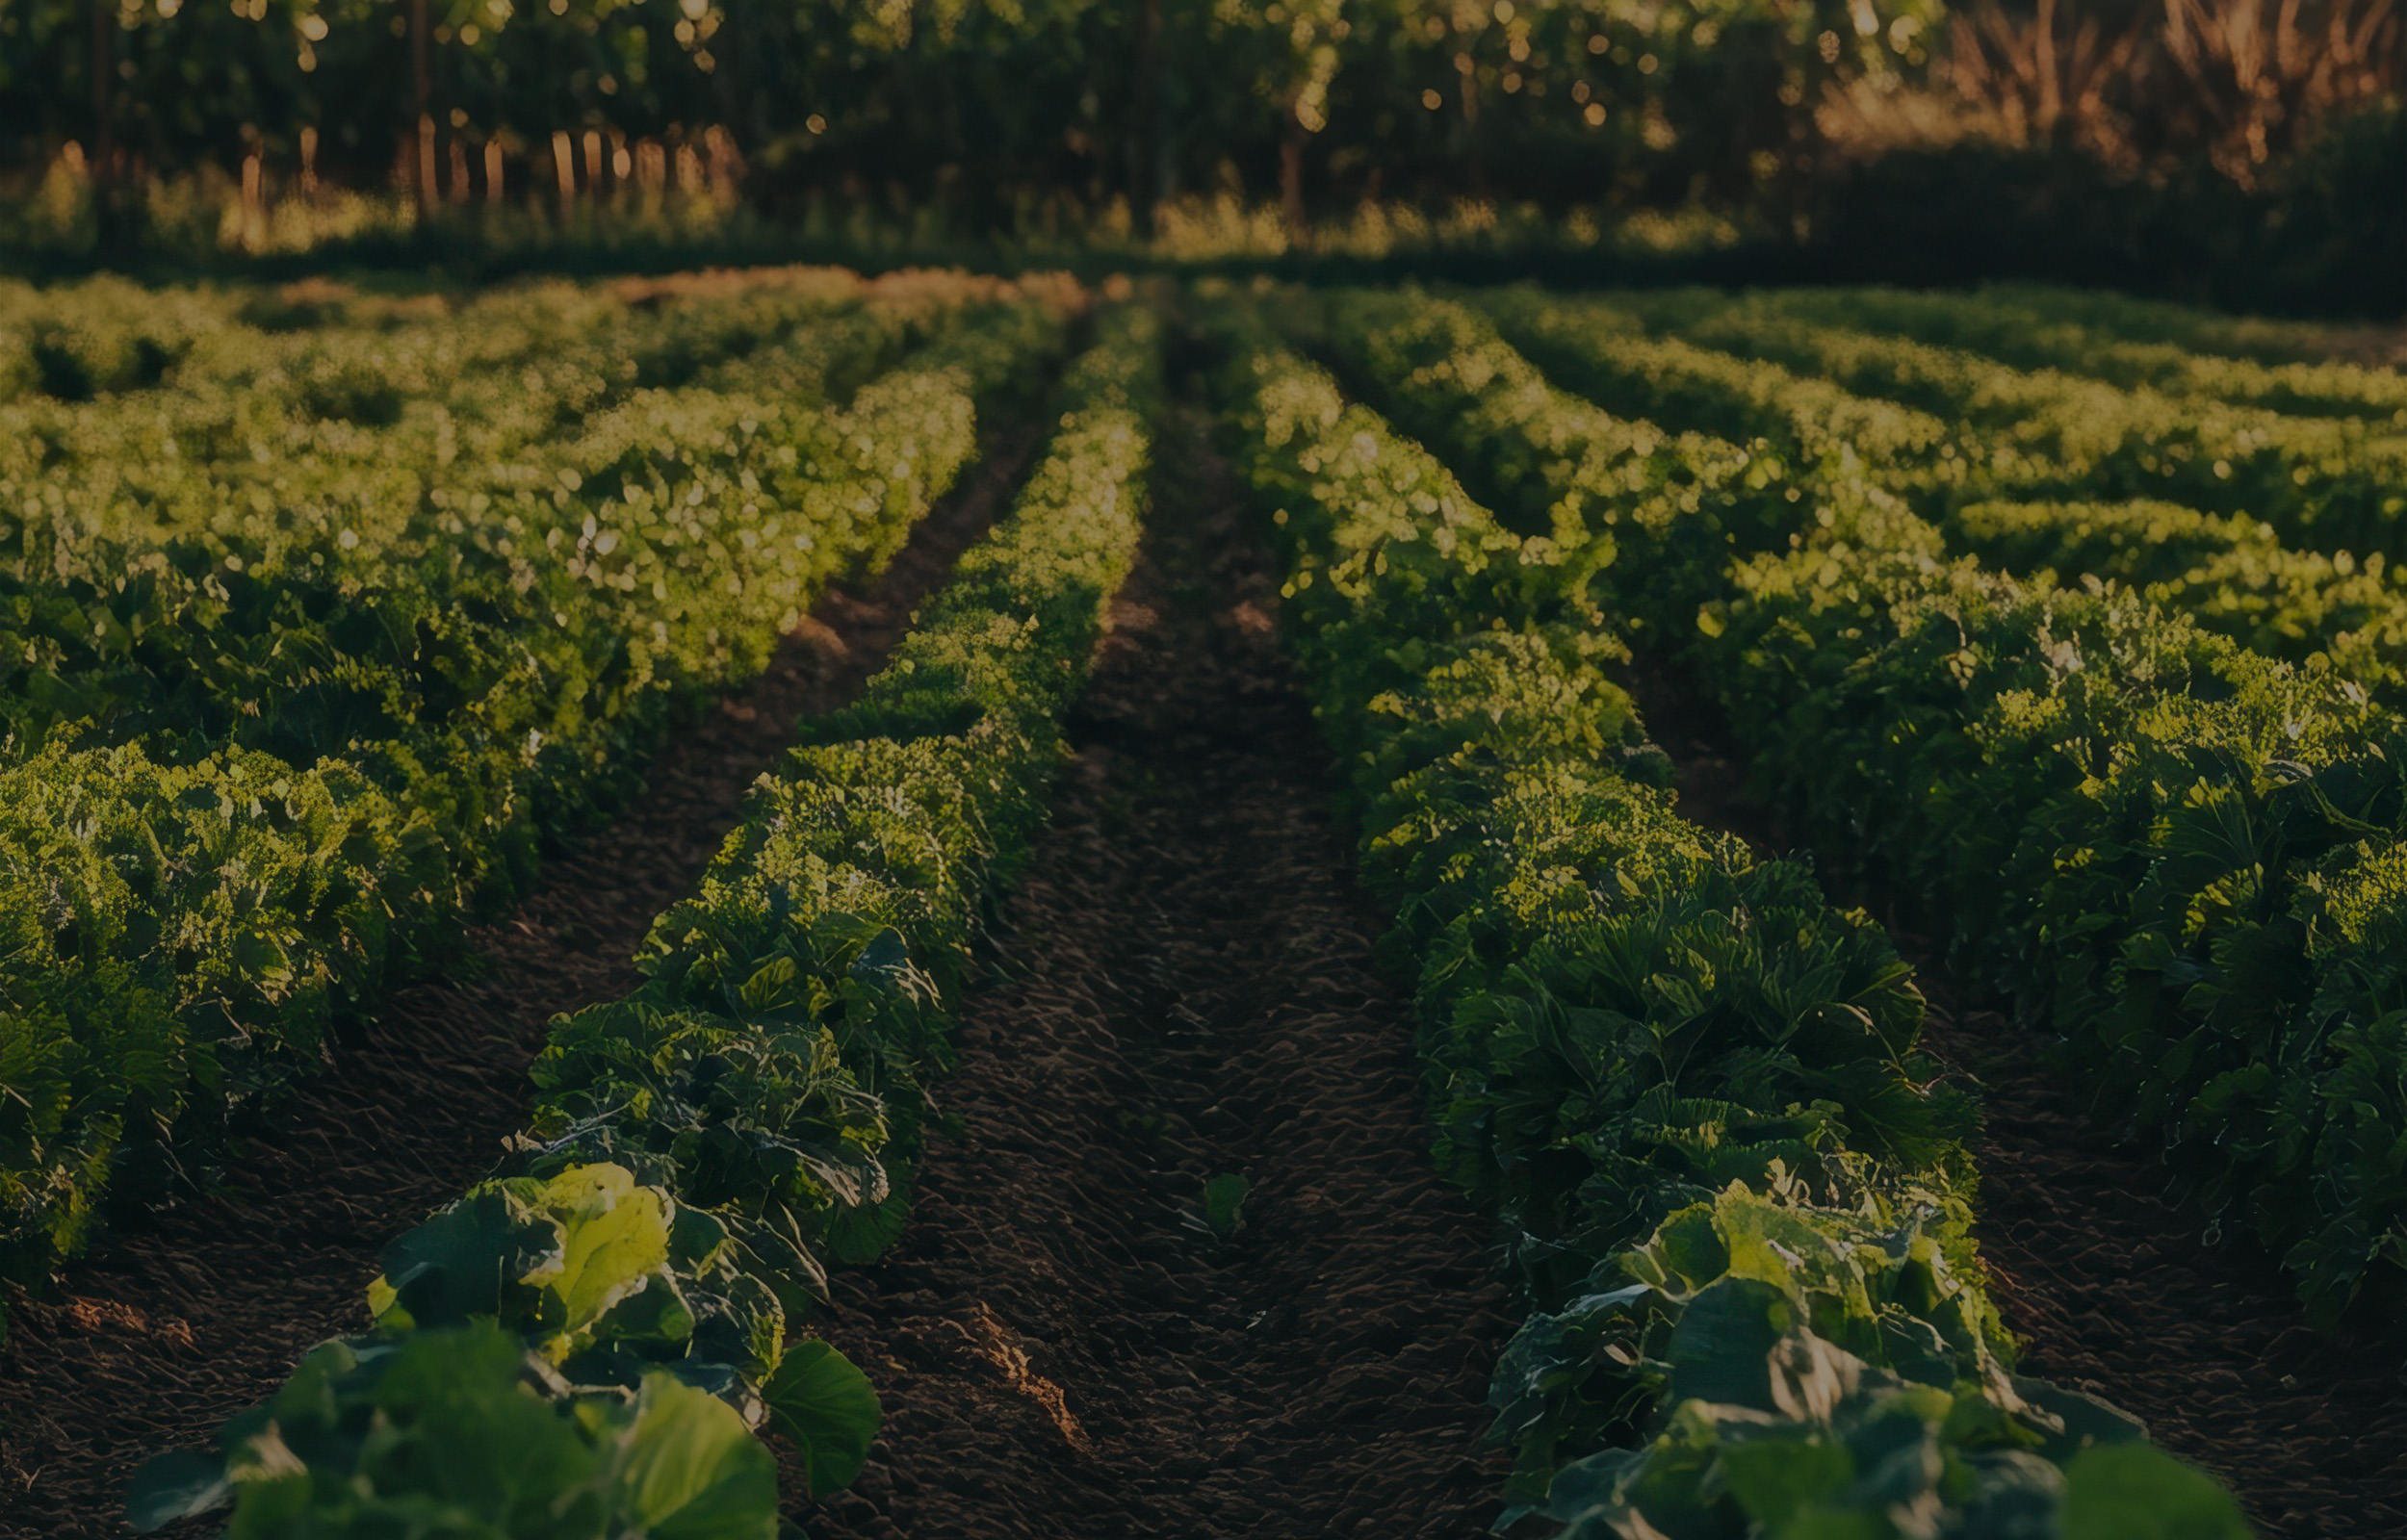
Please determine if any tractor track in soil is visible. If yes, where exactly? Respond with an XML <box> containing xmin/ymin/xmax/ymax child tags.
<box><xmin>785</xmin><ymin>419</ymin><xmax>1514</xmax><ymax>1540</ymax></box>
<box><xmin>1624</xmin><ymin>657</ymin><xmax>2407</xmax><ymax>1540</ymax></box>
<box><xmin>0</xmin><ymin>429</ymin><xmax>1042</xmax><ymax>1540</ymax></box>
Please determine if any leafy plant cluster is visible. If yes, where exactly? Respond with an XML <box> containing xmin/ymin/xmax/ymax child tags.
<box><xmin>1303</xmin><ymin>286</ymin><xmax>1807</xmax><ymax>629</ymax></box>
<box><xmin>1475</xmin><ymin>286</ymin><xmax>2407</xmax><ymax>1329</ymax></box>
<box><xmin>127</xmin><ymin>303</ymin><xmax>1163</xmax><ymax>1539</ymax></box>
<box><xmin>1553</xmin><ymin>286</ymin><xmax>2407</xmax><ymax>561</ymax></box>
<box><xmin>1594</xmin><ymin>287</ymin><xmax>2407</xmax><ymax>714</ymax></box>
<box><xmin>0</xmin><ymin>275</ymin><xmax>238</xmax><ymax>401</ymax></box>
<box><xmin>1204</xmin><ymin>297</ymin><xmax>2238</xmax><ymax>1539</ymax></box>
<box><xmin>0</xmin><ymin>271</ymin><xmax>1066</xmax><ymax>1297</ymax></box>
<box><xmin>0</xmin><ymin>270</ymin><xmax>839</xmax><ymax>410</ymax></box>
<box><xmin>1479</xmin><ymin>283</ymin><xmax>2407</xmax><ymax>710</ymax></box>
<box><xmin>129</xmin><ymin>1169</ymin><xmax>839</xmax><ymax>1540</ymax></box>
<box><xmin>1945</xmin><ymin>497</ymin><xmax>2407</xmax><ymax>696</ymax></box>
<box><xmin>1723</xmin><ymin>284</ymin><xmax>2407</xmax><ymax>424</ymax></box>
<box><xmin>1491</xmin><ymin>283</ymin><xmax>2407</xmax><ymax>720</ymax></box>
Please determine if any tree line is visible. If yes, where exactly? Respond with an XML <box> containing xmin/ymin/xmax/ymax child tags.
<box><xmin>0</xmin><ymin>0</ymin><xmax>1942</xmax><ymax>228</ymax></box>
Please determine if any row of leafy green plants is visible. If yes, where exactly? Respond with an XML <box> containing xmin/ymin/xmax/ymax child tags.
<box><xmin>1493</xmin><ymin>285</ymin><xmax>2407</xmax><ymax>568</ymax></box>
<box><xmin>127</xmin><ymin>303</ymin><xmax>1161</xmax><ymax>1539</ymax></box>
<box><xmin>1574</xmin><ymin>287</ymin><xmax>2407</xmax><ymax>717</ymax></box>
<box><xmin>1462</xmin><ymin>287</ymin><xmax>2407</xmax><ymax>714</ymax></box>
<box><xmin>1717</xmin><ymin>285</ymin><xmax>2407</xmax><ymax>424</ymax></box>
<box><xmin>0</xmin><ymin>273</ymin><xmax>1070</xmax><ymax>1300</ymax></box>
<box><xmin>1340</xmin><ymin>284</ymin><xmax>2407</xmax><ymax>1346</ymax></box>
<box><xmin>1201</xmin><ymin>290</ymin><xmax>2244</xmax><ymax>1538</ymax></box>
<box><xmin>0</xmin><ymin>270</ymin><xmax>897</xmax><ymax>407</ymax></box>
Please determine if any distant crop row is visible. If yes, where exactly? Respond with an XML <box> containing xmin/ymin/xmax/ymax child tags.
<box><xmin>131</xmin><ymin>304</ymin><xmax>1163</xmax><ymax>1537</ymax></box>
<box><xmin>0</xmin><ymin>270</ymin><xmax>1068</xmax><ymax>1293</ymax></box>
<box><xmin>1737</xmin><ymin>285</ymin><xmax>2407</xmax><ymax>422</ymax></box>
<box><xmin>1455</xmin><ymin>288</ymin><xmax>2407</xmax><ymax>707</ymax></box>
<box><xmin>1512</xmin><ymin>285</ymin><xmax>2407</xmax><ymax>564</ymax></box>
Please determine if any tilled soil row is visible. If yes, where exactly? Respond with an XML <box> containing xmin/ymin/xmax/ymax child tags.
<box><xmin>0</xmin><ymin>431</ymin><xmax>1039</xmax><ymax>1539</ymax></box>
<box><xmin>1625</xmin><ymin>658</ymin><xmax>2407</xmax><ymax>1540</ymax></box>
<box><xmin>1918</xmin><ymin>981</ymin><xmax>2407</xmax><ymax>1538</ymax></box>
<box><xmin>788</xmin><ymin>423</ymin><xmax>1514</xmax><ymax>1540</ymax></box>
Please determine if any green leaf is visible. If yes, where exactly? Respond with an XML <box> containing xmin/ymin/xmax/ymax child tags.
<box><xmin>595</xmin><ymin>1272</ymin><xmax>699</xmax><ymax>1346</ymax></box>
<box><xmin>668</xmin><ymin>1204</ymin><xmax>734</xmax><ymax>1273</ymax></box>
<box><xmin>1664</xmin><ymin>1277</ymin><xmax>1792</xmax><ymax>1411</ymax></box>
<box><xmin>761</xmin><ymin>1339</ymin><xmax>883</xmax><ymax>1496</ymax></box>
<box><xmin>220</xmin><ymin>1471</ymin><xmax>315</xmax><ymax>1540</ymax></box>
<box><xmin>1203</xmin><ymin>1172</ymin><xmax>1251</xmax><ymax>1241</ymax></box>
<box><xmin>365</xmin><ymin>1322</ymin><xmax>608</xmax><ymax>1535</ymax></box>
<box><xmin>1719</xmin><ymin>1437</ymin><xmax>1853</xmax><ymax>1523</ymax></box>
<box><xmin>851</xmin><ymin>928</ymin><xmax>914</xmax><ymax>983</ymax></box>
<box><xmin>825</xmin><ymin>1185</ymin><xmax>912</xmax><ymax>1266</ymax></box>
<box><xmin>2011</xmin><ymin>1374</ymin><xmax>2146</xmax><ymax>1460</ymax></box>
<box><xmin>615</xmin><ymin>1372</ymin><xmax>781</xmax><ymax>1540</ymax></box>
<box><xmin>738</xmin><ymin>956</ymin><xmax>802</xmax><ymax>1013</ymax></box>
<box><xmin>2061</xmin><ymin>1444</ymin><xmax>2250</xmax><ymax>1540</ymax></box>
<box><xmin>1626</xmin><ymin>1203</ymin><xmax>1731</xmax><ymax>1297</ymax></box>
<box><xmin>544</xmin><ymin>1166</ymin><xmax>676</xmax><ymax>1343</ymax></box>
<box><xmin>1776</xmin><ymin>1510</ymin><xmax>1890</xmax><ymax>1540</ymax></box>
<box><xmin>124</xmin><ymin>1450</ymin><xmax>231</xmax><ymax>1533</ymax></box>
<box><xmin>374</xmin><ymin>1190</ymin><xmax>552</xmax><ymax>1329</ymax></box>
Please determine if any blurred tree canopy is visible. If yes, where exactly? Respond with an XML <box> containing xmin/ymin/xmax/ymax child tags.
<box><xmin>0</xmin><ymin>0</ymin><xmax>1946</xmax><ymax>221</ymax></box>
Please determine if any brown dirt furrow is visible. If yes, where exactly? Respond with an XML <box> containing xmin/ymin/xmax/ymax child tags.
<box><xmin>786</xmin><ymin>420</ymin><xmax>1513</xmax><ymax>1540</ymax></box>
<box><xmin>0</xmin><ymin>430</ymin><xmax>1039</xmax><ymax>1540</ymax></box>
<box><xmin>1624</xmin><ymin>656</ymin><xmax>2407</xmax><ymax>1540</ymax></box>
<box><xmin>1921</xmin><ymin>986</ymin><xmax>2407</xmax><ymax>1539</ymax></box>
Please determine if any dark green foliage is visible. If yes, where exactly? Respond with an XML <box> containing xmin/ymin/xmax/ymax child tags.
<box><xmin>129</xmin><ymin>304</ymin><xmax>1161</xmax><ymax>1535</ymax></box>
<box><xmin>130</xmin><ymin>1322</ymin><xmax>783</xmax><ymax>1539</ymax></box>
<box><xmin>1488</xmin><ymin>285</ymin><xmax>2407</xmax><ymax>1325</ymax></box>
<box><xmin>1207</xmin><ymin>312</ymin><xmax>2188</xmax><ymax>1535</ymax></box>
<box><xmin>0</xmin><ymin>276</ymin><xmax>1063</xmax><ymax>1291</ymax></box>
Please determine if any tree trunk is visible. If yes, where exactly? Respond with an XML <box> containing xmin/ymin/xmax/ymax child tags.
<box><xmin>2034</xmin><ymin>0</ymin><xmax>2060</xmax><ymax>141</ymax></box>
<box><xmin>410</xmin><ymin>0</ymin><xmax>431</xmax><ymax>218</ymax></box>
<box><xmin>708</xmin><ymin>0</ymin><xmax>754</xmax><ymax>161</ymax></box>
<box><xmin>1459</xmin><ymin>71</ymin><xmax>1486</xmax><ymax>203</ymax></box>
<box><xmin>1130</xmin><ymin>0</ymin><xmax>1160</xmax><ymax>236</ymax></box>
<box><xmin>91</xmin><ymin>0</ymin><xmax>115</xmax><ymax>250</ymax></box>
<box><xmin>1280</xmin><ymin>112</ymin><xmax>1307</xmax><ymax>236</ymax></box>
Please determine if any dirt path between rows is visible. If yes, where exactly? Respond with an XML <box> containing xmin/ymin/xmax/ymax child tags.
<box><xmin>0</xmin><ymin>431</ymin><xmax>1040</xmax><ymax>1540</ymax></box>
<box><xmin>785</xmin><ymin>415</ymin><xmax>1513</xmax><ymax>1540</ymax></box>
<box><xmin>1624</xmin><ymin>656</ymin><xmax>2407</xmax><ymax>1540</ymax></box>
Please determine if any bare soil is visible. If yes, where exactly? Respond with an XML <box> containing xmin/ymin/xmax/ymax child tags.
<box><xmin>0</xmin><ymin>432</ymin><xmax>1037</xmax><ymax>1539</ymax></box>
<box><xmin>784</xmin><ymin>417</ymin><xmax>1514</xmax><ymax>1540</ymax></box>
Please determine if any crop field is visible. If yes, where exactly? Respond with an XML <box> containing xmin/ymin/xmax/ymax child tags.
<box><xmin>1</xmin><ymin>267</ymin><xmax>2402</xmax><ymax>1539</ymax></box>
